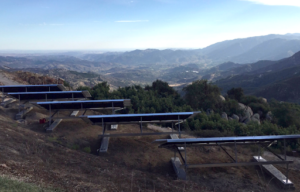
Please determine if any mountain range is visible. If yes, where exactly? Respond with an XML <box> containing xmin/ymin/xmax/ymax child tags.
<box><xmin>1</xmin><ymin>33</ymin><xmax>300</xmax><ymax>100</ymax></box>
<box><xmin>80</xmin><ymin>33</ymin><xmax>300</xmax><ymax>66</ymax></box>
<box><xmin>214</xmin><ymin>51</ymin><xmax>300</xmax><ymax>103</ymax></box>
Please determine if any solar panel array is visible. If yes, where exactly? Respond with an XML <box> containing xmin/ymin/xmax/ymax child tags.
<box><xmin>83</xmin><ymin>112</ymin><xmax>197</xmax><ymax>124</ymax></box>
<box><xmin>155</xmin><ymin>134</ymin><xmax>300</xmax><ymax>146</ymax></box>
<box><xmin>8</xmin><ymin>91</ymin><xmax>91</xmax><ymax>100</ymax></box>
<box><xmin>34</xmin><ymin>99</ymin><xmax>131</xmax><ymax>110</ymax></box>
<box><xmin>0</xmin><ymin>84</ymin><xmax>65</xmax><ymax>92</ymax></box>
<box><xmin>1</xmin><ymin>83</ymin><xmax>197</xmax><ymax>136</ymax></box>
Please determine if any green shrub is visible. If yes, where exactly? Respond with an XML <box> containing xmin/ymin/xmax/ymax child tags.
<box><xmin>83</xmin><ymin>147</ymin><xmax>91</xmax><ymax>153</ymax></box>
<box><xmin>71</xmin><ymin>144</ymin><xmax>80</xmax><ymax>150</ymax></box>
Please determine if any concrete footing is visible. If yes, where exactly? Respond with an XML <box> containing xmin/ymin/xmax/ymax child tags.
<box><xmin>110</xmin><ymin>124</ymin><xmax>118</xmax><ymax>130</ymax></box>
<box><xmin>99</xmin><ymin>134</ymin><xmax>110</xmax><ymax>153</ymax></box>
<box><xmin>70</xmin><ymin>111</ymin><xmax>79</xmax><ymax>117</ymax></box>
<box><xmin>171</xmin><ymin>157</ymin><xmax>186</xmax><ymax>180</ymax></box>
<box><xmin>46</xmin><ymin>119</ymin><xmax>63</xmax><ymax>132</ymax></box>
<box><xmin>253</xmin><ymin>156</ymin><xmax>294</xmax><ymax>190</ymax></box>
<box><xmin>15</xmin><ymin>107</ymin><xmax>33</xmax><ymax>120</ymax></box>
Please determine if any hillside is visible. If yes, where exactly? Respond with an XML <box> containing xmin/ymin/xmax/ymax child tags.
<box><xmin>1</xmin><ymin>97</ymin><xmax>299</xmax><ymax>191</ymax></box>
<box><xmin>214</xmin><ymin>51</ymin><xmax>300</xmax><ymax>102</ymax></box>
<box><xmin>231</xmin><ymin>38</ymin><xmax>300</xmax><ymax>63</ymax></box>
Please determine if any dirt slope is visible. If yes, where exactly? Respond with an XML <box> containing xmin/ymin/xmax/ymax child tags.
<box><xmin>0</xmin><ymin>104</ymin><xmax>300</xmax><ymax>191</ymax></box>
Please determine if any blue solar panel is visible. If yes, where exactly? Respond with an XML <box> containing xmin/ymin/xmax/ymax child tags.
<box><xmin>8</xmin><ymin>91</ymin><xmax>82</xmax><ymax>95</ymax></box>
<box><xmin>86</xmin><ymin>112</ymin><xmax>194</xmax><ymax>118</ymax></box>
<box><xmin>36</xmin><ymin>99</ymin><xmax>125</xmax><ymax>105</ymax></box>
<box><xmin>155</xmin><ymin>135</ymin><xmax>300</xmax><ymax>144</ymax></box>
<box><xmin>0</xmin><ymin>84</ymin><xmax>65</xmax><ymax>92</ymax></box>
<box><xmin>0</xmin><ymin>84</ymin><xmax>59</xmax><ymax>88</ymax></box>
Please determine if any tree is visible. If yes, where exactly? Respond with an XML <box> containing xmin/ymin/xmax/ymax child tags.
<box><xmin>227</xmin><ymin>87</ymin><xmax>244</xmax><ymax>101</ymax></box>
<box><xmin>183</xmin><ymin>80</ymin><xmax>221</xmax><ymax>110</ymax></box>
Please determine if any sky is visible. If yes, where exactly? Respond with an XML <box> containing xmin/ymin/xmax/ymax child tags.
<box><xmin>1</xmin><ymin>0</ymin><xmax>300</xmax><ymax>51</ymax></box>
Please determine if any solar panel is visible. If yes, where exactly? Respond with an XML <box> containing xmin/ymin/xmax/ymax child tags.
<box><xmin>82</xmin><ymin>112</ymin><xmax>199</xmax><ymax>124</ymax></box>
<box><xmin>155</xmin><ymin>135</ymin><xmax>300</xmax><ymax>146</ymax></box>
<box><xmin>0</xmin><ymin>84</ymin><xmax>65</xmax><ymax>92</ymax></box>
<box><xmin>34</xmin><ymin>99</ymin><xmax>131</xmax><ymax>110</ymax></box>
<box><xmin>8</xmin><ymin>90</ymin><xmax>91</xmax><ymax>100</ymax></box>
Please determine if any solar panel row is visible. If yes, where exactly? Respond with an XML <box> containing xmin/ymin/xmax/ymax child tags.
<box><xmin>8</xmin><ymin>90</ymin><xmax>91</xmax><ymax>100</ymax></box>
<box><xmin>155</xmin><ymin>134</ymin><xmax>300</xmax><ymax>146</ymax></box>
<box><xmin>0</xmin><ymin>84</ymin><xmax>65</xmax><ymax>92</ymax></box>
<box><xmin>83</xmin><ymin>112</ymin><xmax>196</xmax><ymax>124</ymax></box>
<box><xmin>2</xmin><ymin>84</ymin><xmax>197</xmax><ymax>132</ymax></box>
<box><xmin>34</xmin><ymin>99</ymin><xmax>131</xmax><ymax>110</ymax></box>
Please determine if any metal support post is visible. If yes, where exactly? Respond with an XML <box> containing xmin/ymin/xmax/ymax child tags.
<box><xmin>140</xmin><ymin>117</ymin><xmax>143</xmax><ymax>133</ymax></box>
<box><xmin>284</xmin><ymin>138</ymin><xmax>289</xmax><ymax>184</ymax></box>
<box><xmin>72</xmin><ymin>93</ymin><xmax>74</xmax><ymax>101</ymax></box>
<box><xmin>18</xmin><ymin>95</ymin><xmax>20</xmax><ymax>113</ymax></box>
<box><xmin>174</xmin><ymin>147</ymin><xmax>176</xmax><ymax>159</ymax></box>
<box><xmin>235</xmin><ymin>140</ymin><xmax>237</xmax><ymax>162</ymax></box>
<box><xmin>286</xmin><ymin>163</ymin><xmax>289</xmax><ymax>184</ymax></box>
<box><xmin>112</xmin><ymin>102</ymin><xmax>114</xmax><ymax>114</ymax></box>
<box><xmin>184</xmin><ymin>142</ymin><xmax>187</xmax><ymax>178</ymax></box>
<box><xmin>284</xmin><ymin>139</ymin><xmax>286</xmax><ymax>161</ymax></box>
<box><xmin>49</xmin><ymin>105</ymin><xmax>51</xmax><ymax>127</ymax></box>
<box><xmin>102</xmin><ymin>118</ymin><xmax>106</xmax><ymax>135</ymax></box>
<box><xmin>178</xmin><ymin>115</ymin><xmax>181</xmax><ymax>138</ymax></box>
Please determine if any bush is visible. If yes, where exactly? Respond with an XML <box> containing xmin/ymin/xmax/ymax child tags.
<box><xmin>83</xmin><ymin>147</ymin><xmax>91</xmax><ymax>153</ymax></box>
<box><xmin>227</xmin><ymin>87</ymin><xmax>244</xmax><ymax>101</ymax></box>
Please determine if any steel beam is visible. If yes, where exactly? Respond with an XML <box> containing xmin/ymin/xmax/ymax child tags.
<box><xmin>93</xmin><ymin>120</ymin><xmax>187</xmax><ymax>124</ymax></box>
<box><xmin>184</xmin><ymin>160</ymin><xmax>293</xmax><ymax>168</ymax></box>
<box><xmin>160</xmin><ymin>141</ymin><xmax>273</xmax><ymax>148</ymax></box>
<box><xmin>98</xmin><ymin>131</ymin><xmax>185</xmax><ymax>138</ymax></box>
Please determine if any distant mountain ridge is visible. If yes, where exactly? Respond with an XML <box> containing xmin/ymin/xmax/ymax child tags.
<box><xmin>214</xmin><ymin>51</ymin><xmax>300</xmax><ymax>103</ymax></box>
<box><xmin>80</xmin><ymin>33</ymin><xmax>300</xmax><ymax>67</ymax></box>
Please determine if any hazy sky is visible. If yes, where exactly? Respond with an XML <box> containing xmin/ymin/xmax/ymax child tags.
<box><xmin>1</xmin><ymin>0</ymin><xmax>300</xmax><ymax>50</ymax></box>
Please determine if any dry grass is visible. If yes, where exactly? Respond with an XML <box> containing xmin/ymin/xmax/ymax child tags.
<box><xmin>0</xmin><ymin>105</ymin><xmax>300</xmax><ymax>191</ymax></box>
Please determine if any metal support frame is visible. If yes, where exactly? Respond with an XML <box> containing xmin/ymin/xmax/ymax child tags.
<box><xmin>18</xmin><ymin>95</ymin><xmax>21</xmax><ymax>113</ymax></box>
<box><xmin>99</xmin><ymin>131</ymin><xmax>185</xmax><ymax>138</ymax></box>
<box><xmin>184</xmin><ymin>161</ymin><xmax>293</xmax><ymax>168</ymax></box>
<box><xmin>140</xmin><ymin>117</ymin><xmax>143</xmax><ymax>133</ymax></box>
<box><xmin>284</xmin><ymin>139</ymin><xmax>289</xmax><ymax>184</ymax></box>
<box><xmin>51</xmin><ymin>110</ymin><xmax>60</xmax><ymax>118</ymax></box>
<box><xmin>178</xmin><ymin>115</ymin><xmax>181</xmax><ymax>138</ymax></box>
<box><xmin>82</xmin><ymin>109</ymin><xmax>88</xmax><ymax>116</ymax></box>
<box><xmin>102</xmin><ymin>118</ymin><xmax>106</xmax><ymax>135</ymax></box>
<box><xmin>49</xmin><ymin>104</ymin><xmax>51</xmax><ymax>127</ymax></box>
<box><xmin>164</xmin><ymin>139</ymin><xmax>294</xmax><ymax>176</ymax></box>
<box><xmin>218</xmin><ymin>144</ymin><xmax>236</xmax><ymax>162</ymax></box>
